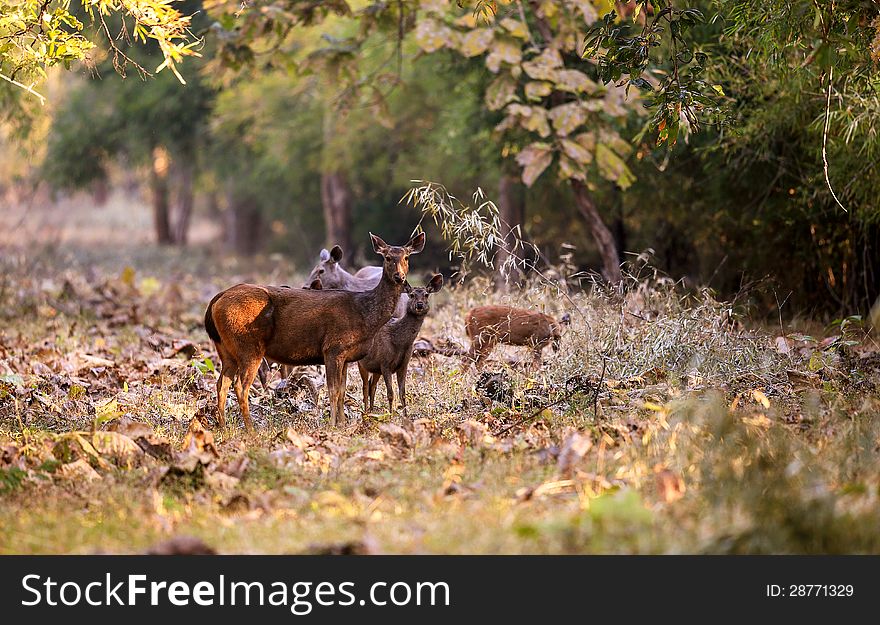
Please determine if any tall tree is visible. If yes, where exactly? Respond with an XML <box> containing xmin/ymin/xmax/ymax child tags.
<box><xmin>42</xmin><ymin>1</ymin><xmax>213</xmax><ymax>246</ymax></box>
<box><xmin>414</xmin><ymin>0</ymin><xmax>642</xmax><ymax>282</ymax></box>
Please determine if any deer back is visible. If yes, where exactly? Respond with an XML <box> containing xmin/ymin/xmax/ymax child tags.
<box><xmin>466</xmin><ymin>305</ymin><xmax>557</xmax><ymax>347</ymax></box>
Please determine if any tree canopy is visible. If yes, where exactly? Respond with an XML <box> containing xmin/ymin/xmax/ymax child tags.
<box><xmin>18</xmin><ymin>0</ymin><xmax>880</xmax><ymax>313</ymax></box>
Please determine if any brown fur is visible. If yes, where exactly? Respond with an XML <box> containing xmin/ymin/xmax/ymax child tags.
<box><xmin>357</xmin><ymin>274</ymin><xmax>443</xmax><ymax>415</ymax></box>
<box><xmin>256</xmin><ymin>278</ymin><xmax>323</xmax><ymax>390</ymax></box>
<box><xmin>206</xmin><ymin>232</ymin><xmax>425</xmax><ymax>430</ymax></box>
<box><xmin>464</xmin><ymin>305</ymin><xmax>565</xmax><ymax>371</ymax></box>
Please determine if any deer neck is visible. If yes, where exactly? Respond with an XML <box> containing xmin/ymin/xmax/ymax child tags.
<box><xmin>359</xmin><ymin>272</ymin><xmax>403</xmax><ymax>330</ymax></box>
<box><xmin>389</xmin><ymin>312</ymin><xmax>426</xmax><ymax>346</ymax></box>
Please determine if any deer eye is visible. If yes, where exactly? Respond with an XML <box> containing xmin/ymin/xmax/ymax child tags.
<box><xmin>318</xmin><ymin>269</ymin><xmax>324</xmax><ymax>274</ymax></box>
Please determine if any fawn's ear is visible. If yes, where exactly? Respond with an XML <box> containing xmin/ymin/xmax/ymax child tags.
<box><xmin>319</xmin><ymin>248</ymin><xmax>331</xmax><ymax>262</ymax></box>
<box><xmin>406</xmin><ymin>232</ymin><xmax>426</xmax><ymax>254</ymax></box>
<box><xmin>426</xmin><ymin>273</ymin><xmax>444</xmax><ymax>293</ymax></box>
<box><xmin>329</xmin><ymin>245</ymin><xmax>343</xmax><ymax>263</ymax></box>
<box><xmin>370</xmin><ymin>233</ymin><xmax>388</xmax><ymax>254</ymax></box>
<box><xmin>403</xmin><ymin>281</ymin><xmax>414</xmax><ymax>294</ymax></box>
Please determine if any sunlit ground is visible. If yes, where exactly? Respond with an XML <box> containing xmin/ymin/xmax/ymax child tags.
<box><xmin>2</xmin><ymin>194</ymin><xmax>880</xmax><ymax>554</ymax></box>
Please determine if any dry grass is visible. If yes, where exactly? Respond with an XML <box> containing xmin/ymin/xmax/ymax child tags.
<box><xmin>2</xmin><ymin>198</ymin><xmax>880</xmax><ymax>554</ymax></box>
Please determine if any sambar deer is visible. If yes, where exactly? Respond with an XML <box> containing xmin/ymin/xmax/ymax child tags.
<box><xmin>357</xmin><ymin>273</ymin><xmax>443</xmax><ymax>415</ymax></box>
<box><xmin>306</xmin><ymin>245</ymin><xmax>408</xmax><ymax>318</ymax></box>
<box><xmin>204</xmin><ymin>232</ymin><xmax>425</xmax><ymax>430</ymax></box>
<box><xmin>464</xmin><ymin>305</ymin><xmax>570</xmax><ymax>371</ymax></box>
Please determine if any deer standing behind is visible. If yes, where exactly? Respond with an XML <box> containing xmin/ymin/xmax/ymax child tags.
<box><xmin>204</xmin><ymin>232</ymin><xmax>425</xmax><ymax>430</ymax></box>
<box><xmin>464</xmin><ymin>305</ymin><xmax>570</xmax><ymax>371</ymax></box>
<box><xmin>357</xmin><ymin>274</ymin><xmax>443</xmax><ymax>416</ymax></box>
<box><xmin>306</xmin><ymin>245</ymin><xmax>408</xmax><ymax>318</ymax></box>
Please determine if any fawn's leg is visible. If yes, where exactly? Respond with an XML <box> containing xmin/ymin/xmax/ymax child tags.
<box><xmin>257</xmin><ymin>359</ymin><xmax>270</xmax><ymax>391</ymax></box>
<box><xmin>382</xmin><ymin>369</ymin><xmax>395</xmax><ymax>413</ymax></box>
<box><xmin>531</xmin><ymin>346</ymin><xmax>544</xmax><ymax>372</ymax></box>
<box><xmin>473</xmin><ymin>337</ymin><xmax>494</xmax><ymax>371</ymax></box>
<box><xmin>358</xmin><ymin>363</ymin><xmax>370</xmax><ymax>414</ymax></box>
<box><xmin>368</xmin><ymin>374</ymin><xmax>380</xmax><ymax>411</ymax></box>
<box><xmin>396</xmin><ymin>367</ymin><xmax>408</xmax><ymax>417</ymax></box>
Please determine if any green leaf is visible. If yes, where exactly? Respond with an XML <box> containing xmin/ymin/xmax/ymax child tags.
<box><xmin>596</xmin><ymin>143</ymin><xmax>636</xmax><ymax>189</ymax></box>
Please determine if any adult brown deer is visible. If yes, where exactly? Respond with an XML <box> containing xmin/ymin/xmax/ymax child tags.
<box><xmin>256</xmin><ymin>277</ymin><xmax>323</xmax><ymax>390</ymax></box>
<box><xmin>357</xmin><ymin>274</ymin><xmax>443</xmax><ymax>416</ymax></box>
<box><xmin>464</xmin><ymin>305</ymin><xmax>570</xmax><ymax>371</ymax></box>
<box><xmin>306</xmin><ymin>245</ymin><xmax>408</xmax><ymax>318</ymax></box>
<box><xmin>205</xmin><ymin>232</ymin><xmax>425</xmax><ymax>430</ymax></box>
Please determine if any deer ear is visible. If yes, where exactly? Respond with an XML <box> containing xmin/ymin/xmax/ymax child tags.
<box><xmin>329</xmin><ymin>246</ymin><xmax>343</xmax><ymax>263</ymax></box>
<box><xmin>406</xmin><ymin>232</ymin><xmax>426</xmax><ymax>254</ymax></box>
<box><xmin>370</xmin><ymin>233</ymin><xmax>388</xmax><ymax>254</ymax></box>
<box><xmin>319</xmin><ymin>249</ymin><xmax>330</xmax><ymax>262</ymax></box>
<box><xmin>426</xmin><ymin>273</ymin><xmax>444</xmax><ymax>293</ymax></box>
<box><xmin>403</xmin><ymin>281</ymin><xmax>414</xmax><ymax>294</ymax></box>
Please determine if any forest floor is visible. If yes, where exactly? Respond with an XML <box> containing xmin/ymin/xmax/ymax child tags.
<box><xmin>2</xmin><ymin>193</ymin><xmax>880</xmax><ymax>554</ymax></box>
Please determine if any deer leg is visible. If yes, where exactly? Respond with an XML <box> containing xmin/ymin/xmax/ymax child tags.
<box><xmin>324</xmin><ymin>358</ymin><xmax>339</xmax><ymax>426</ymax></box>
<box><xmin>531</xmin><ymin>346</ymin><xmax>544</xmax><ymax>372</ymax></box>
<box><xmin>473</xmin><ymin>338</ymin><xmax>493</xmax><ymax>371</ymax></box>
<box><xmin>216</xmin><ymin>360</ymin><xmax>237</xmax><ymax>430</ymax></box>
<box><xmin>358</xmin><ymin>363</ymin><xmax>370</xmax><ymax>414</ymax></box>
<box><xmin>257</xmin><ymin>359</ymin><xmax>271</xmax><ymax>391</ymax></box>
<box><xmin>382</xmin><ymin>369</ymin><xmax>395</xmax><ymax>414</ymax></box>
<box><xmin>368</xmin><ymin>373</ymin><xmax>380</xmax><ymax>411</ymax></box>
<box><xmin>236</xmin><ymin>358</ymin><xmax>263</xmax><ymax>433</ymax></box>
<box><xmin>396</xmin><ymin>367</ymin><xmax>408</xmax><ymax>418</ymax></box>
<box><xmin>326</xmin><ymin>356</ymin><xmax>348</xmax><ymax>427</ymax></box>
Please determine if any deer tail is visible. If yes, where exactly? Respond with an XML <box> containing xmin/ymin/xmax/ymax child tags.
<box><xmin>204</xmin><ymin>292</ymin><xmax>223</xmax><ymax>344</ymax></box>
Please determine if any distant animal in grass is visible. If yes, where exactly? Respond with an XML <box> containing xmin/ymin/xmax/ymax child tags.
<box><xmin>464</xmin><ymin>305</ymin><xmax>570</xmax><ymax>371</ymax></box>
<box><xmin>357</xmin><ymin>273</ymin><xmax>444</xmax><ymax>416</ymax></box>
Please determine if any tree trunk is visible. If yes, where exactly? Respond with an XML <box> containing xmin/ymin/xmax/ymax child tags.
<box><xmin>150</xmin><ymin>147</ymin><xmax>173</xmax><ymax>245</ymax></box>
<box><xmin>320</xmin><ymin>170</ymin><xmax>353</xmax><ymax>262</ymax></box>
<box><xmin>91</xmin><ymin>178</ymin><xmax>109</xmax><ymax>207</ymax></box>
<box><xmin>225</xmin><ymin>191</ymin><xmax>263</xmax><ymax>255</ymax></box>
<box><xmin>571</xmin><ymin>179</ymin><xmax>622</xmax><ymax>283</ymax></box>
<box><xmin>173</xmin><ymin>159</ymin><xmax>195</xmax><ymax>246</ymax></box>
<box><xmin>495</xmin><ymin>174</ymin><xmax>526</xmax><ymax>291</ymax></box>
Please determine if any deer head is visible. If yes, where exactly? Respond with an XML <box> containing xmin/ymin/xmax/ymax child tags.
<box><xmin>370</xmin><ymin>232</ymin><xmax>425</xmax><ymax>285</ymax></box>
<box><xmin>304</xmin><ymin>245</ymin><xmax>344</xmax><ymax>288</ymax></box>
<box><xmin>403</xmin><ymin>273</ymin><xmax>443</xmax><ymax>316</ymax></box>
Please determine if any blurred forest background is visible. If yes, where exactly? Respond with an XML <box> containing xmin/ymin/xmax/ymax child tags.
<box><xmin>2</xmin><ymin>0</ymin><xmax>880</xmax><ymax>316</ymax></box>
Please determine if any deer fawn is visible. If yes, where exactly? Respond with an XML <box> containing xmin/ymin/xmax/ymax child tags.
<box><xmin>357</xmin><ymin>274</ymin><xmax>443</xmax><ymax>415</ymax></box>
<box><xmin>205</xmin><ymin>232</ymin><xmax>425</xmax><ymax>430</ymax></box>
<box><xmin>306</xmin><ymin>245</ymin><xmax>408</xmax><ymax>318</ymax></box>
<box><xmin>464</xmin><ymin>305</ymin><xmax>570</xmax><ymax>371</ymax></box>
